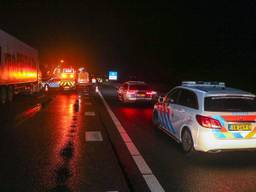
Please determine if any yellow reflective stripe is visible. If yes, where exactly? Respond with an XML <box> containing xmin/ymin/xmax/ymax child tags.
<box><xmin>245</xmin><ymin>131</ymin><xmax>256</xmax><ymax>139</ymax></box>
<box><xmin>223</xmin><ymin>132</ymin><xmax>235</xmax><ymax>139</ymax></box>
<box><xmin>245</xmin><ymin>132</ymin><xmax>255</xmax><ymax>139</ymax></box>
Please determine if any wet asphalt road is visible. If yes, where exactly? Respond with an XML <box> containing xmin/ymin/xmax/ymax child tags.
<box><xmin>99</xmin><ymin>84</ymin><xmax>256</xmax><ymax>192</ymax></box>
<box><xmin>0</xmin><ymin>88</ymin><xmax>129</xmax><ymax>192</ymax></box>
<box><xmin>1</xmin><ymin>85</ymin><xmax>256</xmax><ymax>192</ymax></box>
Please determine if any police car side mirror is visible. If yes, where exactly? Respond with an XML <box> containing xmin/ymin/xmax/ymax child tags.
<box><xmin>158</xmin><ymin>96</ymin><xmax>164</xmax><ymax>103</ymax></box>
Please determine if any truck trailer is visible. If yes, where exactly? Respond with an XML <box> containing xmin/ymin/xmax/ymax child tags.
<box><xmin>0</xmin><ymin>29</ymin><xmax>41</xmax><ymax>104</ymax></box>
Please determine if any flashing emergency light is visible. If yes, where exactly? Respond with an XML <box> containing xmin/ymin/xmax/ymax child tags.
<box><xmin>61</xmin><ymin>73</ymin><xmax>67</xmax><ymax>78</ymax></box>
<box><xmin>92</xmin><ymin>78</ymin><xmax>96</xmax><ymax>84</ymax></box>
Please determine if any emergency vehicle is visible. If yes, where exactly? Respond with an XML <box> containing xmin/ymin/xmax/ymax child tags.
<box><xmin>77</xmin><ymin>70</ymin><xmax>89</xmax><ymax>86</ymax></box>
<box><xmin>59</xmin><ymin>67</ymin><xmax>76</xmax><ymax>90</ymax></box>
<box><xmin>153</xmin><ymin>81</ymin><xmax>256</xmax><ymax>153</ymax></box>
<box><xmin>42</xmin><ymin>67</ymin><xmax>76</xmax><ymax>91</ymax></box>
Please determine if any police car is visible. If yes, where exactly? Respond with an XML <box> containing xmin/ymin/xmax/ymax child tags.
<box><xmin>117</xmin><ymin>81</ymin><xmax>157</xmax><ymax>103</ymax></box>
<box><xmin>153</xmin><ymin>81</ymin><xmax>256</xmax><ymax>153</ymax></box>
<box><xmin>41</xmin><ymin>77</ymin><xmax>60</xmax><ymax>91</ymax></box>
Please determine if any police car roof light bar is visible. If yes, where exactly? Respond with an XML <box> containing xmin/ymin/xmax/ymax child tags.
<box><xmin>182</xmin><ymin>81</ymin><xmax>225</xmax><ymax>87</ymax></box>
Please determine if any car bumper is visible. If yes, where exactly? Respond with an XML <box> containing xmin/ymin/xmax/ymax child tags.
<box><xmin>195</xmin><ymin>129</ymin><xmax>256</xmax><ymax>152</ymax></box>
<box><xmin>126</xmin><ymin>97</ymin><xmax>153</xmax><ymax>102</ymax></box>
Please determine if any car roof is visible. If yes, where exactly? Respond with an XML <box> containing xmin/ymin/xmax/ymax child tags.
<box><xmin>125</xmin><ymin>81</ymin><xmax>146</xmax><ymax>85</ymax></box>
<box><xmin>180</xmin><ymin>85</ymin><xmax>255</xmax><ymax>97</ymax></box>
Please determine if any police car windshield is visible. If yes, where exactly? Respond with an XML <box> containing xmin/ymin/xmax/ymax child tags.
<box><xmin>129</xmin><ymin>84</ymin><xmax>149</xmax><ymax>90</ymax></box>
<box><xmin>204</xmin><ymin>96</ymin><xmax>256</xmax><ymax>112</ymax></box>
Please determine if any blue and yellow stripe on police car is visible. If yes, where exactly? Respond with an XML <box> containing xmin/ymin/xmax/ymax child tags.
<box><xmin>211</xmin><ymin>115</ymin><xmax>256</xmax><ymax>139</ymax></box>
<box><xmin>157</xmin><ymin>105</ymin><xmax>176</xmax><ymax>134</ymax></box>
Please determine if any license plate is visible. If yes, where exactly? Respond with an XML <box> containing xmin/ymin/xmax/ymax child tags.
<box><xmin>228</xmin><ymin>124</ymin><xmax>252</xmax><ymax>131</ymax></box>
<box><xmin>137</xmin><ymin>94</ymin><xmax>145</xmax><ymax>97</ymax></box>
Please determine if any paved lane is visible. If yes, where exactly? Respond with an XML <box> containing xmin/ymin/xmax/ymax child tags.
<box><xmin>99</xmin><ymin>84</ymin><xmax>256</xmax><ymax>192</ymax></box>
<box><xmin>0</xmin><ymin>89</ymin><xmax>129</xmax><ymax>192</ymax></box>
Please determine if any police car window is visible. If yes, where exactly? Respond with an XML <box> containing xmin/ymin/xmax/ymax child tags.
<box><xmin>166</xmin><ymin>89</ymin><xmax>181</xmax><ymax>104</ymax></box>
<box><xmin>178</xmin><ymin>89</ymin><xmax>198</xmax><ymax>109</ymax></box>
<box><xmin>205</xmin><ymin>96</ymin><xmax>256</xmax><ymax>112</ymax></box>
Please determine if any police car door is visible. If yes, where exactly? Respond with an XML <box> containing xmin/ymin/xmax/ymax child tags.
<box><xmin>174</xmin><ymin>89</ymin><xmax>199</xmax><ymax>138</ymax></box>
<box><xmin>162</xmin><ymin>88</ymin><xmax>182</xmax><ymax>138</ymax></box>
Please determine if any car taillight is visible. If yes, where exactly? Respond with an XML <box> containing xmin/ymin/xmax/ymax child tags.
<box><xmin>127</xmin><ymin>90</ymin><xmax>136</xmax><ymax>94</ymax></box>
<box><xmin>196</xmin><ymin>115</ymin><xmax>221</xmax><ymax>129</ymax></box>
<box><xmin>146</xmin><ymin>91</ymin><xmax>157</xmax><ymax>95</ymax></box>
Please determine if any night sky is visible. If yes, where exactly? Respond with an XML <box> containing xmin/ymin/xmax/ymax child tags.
<box><xmin>0</xmin><ymin>1</ymin><xmax>255</xmax><ymax>91</ymax></box>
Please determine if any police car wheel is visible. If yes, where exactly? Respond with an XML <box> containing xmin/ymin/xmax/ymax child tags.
<box><xmin>181</xmin><ymin>129</ymin><xmax>194</xmax><ymax>153</ymax></box>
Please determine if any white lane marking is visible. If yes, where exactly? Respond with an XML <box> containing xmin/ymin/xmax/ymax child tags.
<box><xmin>106</xmin><ymin>191</ymin><xmax>119</xmax><ymax>192</ymax></box>
<box><xmin>143</xmin><ymin>175</ymin><xmax>165</xmax><ymax>192</ymax></box>
<box><xmin>85</xmin><ymin>131</ymin><xmax>103</xmax><ymax>141</ymax></box>
<box><xmin>120</xmin><ymin>132</ymin><xmax>132</xmax><ymax>143</ymax></box>
<box><xmin>98</xmin><ymin>90</ymin><xmax>165</xmax><ymax>192</ymax></box>
<box><xmin>132</xmin><ymin>155</ymin><xmax>152</xmax><ymax>174</ymax></box>
<box><xmin>85</xmin><ymin>111</ymin><xmax>96</xmax><ymax>116</ymax></box>
<box><xmin>125</xmin><ymin>142</ymin><xmax>140</xmax><ymax>156</ymax></box>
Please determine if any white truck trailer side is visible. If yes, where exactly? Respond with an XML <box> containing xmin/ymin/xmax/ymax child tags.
<box><xmin>0</xmin><ymin>29</ymin><xmax>41</xmax><ymax>104</ymax></box>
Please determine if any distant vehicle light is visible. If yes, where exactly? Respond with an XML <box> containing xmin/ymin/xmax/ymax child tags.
<box><xmin>92</xmin><ymin>78</ymin><xmax>96</xmax><ymax>83</ymax></box>
<box><xmin>146</xmin><ymin>91</ymin><xmax>157</xmax><ymax>95</ymax></box>
<box><xmin>127</xmin><ymin>90</ymin><xmax>136</xmax><ymax>95</ymax></box>
<box><xmin>61</xmin><ymin>73</ymin><xmax>67</xmax><ymax>78</ymax></box>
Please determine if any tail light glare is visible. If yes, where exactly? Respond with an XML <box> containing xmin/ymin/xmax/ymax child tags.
<box><xmin>146</xmin><ymin>91</ymin><xmax>157</xmax><ymax>95</ymax></box>
<box><xmin>127</xmin><ymin>90</ymin><xmax>136</xmax><ymax>94</ymax></box>
<box><xmin>196</xmin><ymin>115</ymin><xmax>221</xmax><ymax>129</ymax></box>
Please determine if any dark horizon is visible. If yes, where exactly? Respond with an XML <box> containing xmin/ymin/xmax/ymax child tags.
<box><xmin>0</xmin><ymin>1</ymin><xmax>255</xmax><ymax>91</ymax></box>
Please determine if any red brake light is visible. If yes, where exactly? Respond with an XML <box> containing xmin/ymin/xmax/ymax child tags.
<box><xmin>146</xmin><ymin>91</ymin><xmax>157</xmax><ymax>95</ymax></box>
<box><xmin>196</xmin><ymin>115</ymin><xmax>221</xmax><ymax>129</ymax></box>
<box><xmin>127</xmin><ymin>90</ymin><xmax>136</xmax><ymax>94</ymax></box>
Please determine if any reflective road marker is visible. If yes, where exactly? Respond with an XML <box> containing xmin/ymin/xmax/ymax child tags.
<box><xmin>85</xmin><ymin>131</ymin><xmax>103</xmax><ymax>141</ymax></box>
<box><xmin>85</xmin><ymin>111</ymin><xmax>96</xmax><ymax>116</ymax></box>
<box><xmin>98</xmin><ymin>90</ymin><xmax>165</xmax><ymax>192</ymax></box>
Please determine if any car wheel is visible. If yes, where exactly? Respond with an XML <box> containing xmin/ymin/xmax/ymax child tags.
<box><xmin>117</xmin><ymin>94</ymin><xmax>122</xmax><ymax>102</ymax></box>
<box><xmin>122</xmin><ymin>95</ymin><xmax>127</xmax><ymax>103</ymax></box>
<box><xmin>0</xmin><ymin>86</ymin><xmax>7</xmax><ymax>104</ymax></box>
<box><xmin>181</xmin><ymin>128</ymin><xmax>194</xmax><ymax>153</ymax></box>
<box><xmin>7</xmin><ymin>86</ymin><xmax>14</xmax><ymax>102</ymax></box>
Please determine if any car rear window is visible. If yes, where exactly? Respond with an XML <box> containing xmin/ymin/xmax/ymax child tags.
<box><xmin>204</xmin><ymin>96</ymin><xmax>256</xmax><ymax>112</ymax></box>
<box><xmin>129</xmin><ymin>84</ymin><xmax>149</xmax><ymax>90</ymax></box>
